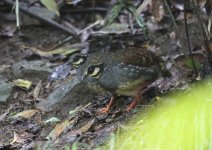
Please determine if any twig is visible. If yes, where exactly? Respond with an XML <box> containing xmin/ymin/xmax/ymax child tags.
<box><xmin>135</xmin><ymin>0</ymin><xmax>150</xmax><ymax>17</ymax></box>
<box><xmin>159</xmin><ymin>0</ymin><xmax>185</xmax><ymax>57</ymax></box>
<box><xmin>2</xmin><ymin>0</ymin><xmax>78</xmax><ymax>38</ymax></box>
<box><xmin>163</xmin><ymin>0</ymin><xmax>177</xmax><ymax>31</ymax></box>
<box><xmin>128</xmin><ymin>11</ymin><xmax>135</xmax><ymax>34</ymax></box>
<box><xmin>61</xmin><ymin>7</ymin><xmax>108</xmax><ymax>14</ymax></box>
<box><xmin>184</xmin><ymin>0</ymin><xmax>198</xmax><ymax>74</ymax></box>
<box><xmin>78</xmin><ymin>20</ymin><xmax>105</xmax><ymax>35</ymax></box>
<box><xmin>50</xmin><ymin>36</ymin><xmax>73</xmax><ymax>50</ymax></box>
<box><xmin>192</xmin><ymin>0</ymin><xmax>212</xmax><ymax>69</ymax></box>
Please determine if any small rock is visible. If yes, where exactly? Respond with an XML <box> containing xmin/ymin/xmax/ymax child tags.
<box><xmin>20</xmin><ymin>6</ymin><xmax>57</xmax><ymax>26</ymax></box>
<box><xmin>12</xmin><ymin>60</ymin><xmax>53</xmax><ymax>82</ymax></box>
<box><xmin>36</xmin><ymin>76</ymin><xmax>80</xmax><ymax>112</ymax></box>
<box><xmin>49</xmin><ymin>64</ymin><xmax>72</xmax><ymax>81</ymax></box>
<box><xmin>0</xmin><ymin>79</ymin><xmax>13</xmax><ymax>104</ymax></box>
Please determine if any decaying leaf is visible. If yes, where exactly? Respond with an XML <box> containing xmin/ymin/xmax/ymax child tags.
<box><xmin>33</xmin><ymin>80</ymin><xmax>42</xmax><ymax>100</ymax></box>
<box><xmin>11</xmin><ymin>109</ymin><xmax>40</xmax><ymax>119</ymax></box>
<box><xmin>0</xmin><ymin>65</ymin><xmax>10</xmax><ymax>73</ymax></box>
<box><xmin>11</xmin><ymin>131</ymin><xmax>34</xmax><ymax>144</ymax></box>
<box><xmin>22</xmin><ymin>45</ymin><xmax>79</xmax><ymax>59</ymax></box>
<box><xmin>44</xmin><ymin>117</ymin><xmax>61</xmax><ymax>124</ymax></box>
<box><xmin>136</xmin><ymin>0</ymin><xmax>164</xmax><ymax>22</ymax></box>
<box><xmin>46</xmin><ymin>119</ymin><xmax>71</xmax><ymax>140</ymax></box>
<box><xmin>40</xmin><ymin>0</ymin><xmax>60</xmax><ymax>16</ymax></box>
<box><xmin>76</xmin><ymin>118</ymin><xmax>95</xmax><ymax>134</ymax></box>
<box><xmin>13</xmin><ymin>79</ymin><xmax>32</xmax><ymax>90</ymax></box>
<box><xmin>0</xmin><ymin>106</ymin><xmax>13</xmax><ymax>122</ymax></box>
<box><xmin>151</xmin><ymin>0</ymin><xmax>164</xmax><ymax>22</ymax></box>
<box><xmin>57</xmin><ymin>118</ymin><xmax>95</xmax><ymax>143</ymax></box>
<box><xmin>69</xmin><ymin>105</ymin><xmax>83</xmax><ymax>116</ymax></box>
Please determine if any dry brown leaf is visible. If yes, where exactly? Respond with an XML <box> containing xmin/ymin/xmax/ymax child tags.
<box><xmin>75</xmin><ymin>118</ymin><xmax>95</xmax><ymax>134</ymax></box>
<box><xmin>46</xmin><ymin>119</ymin><xmax>70</xmax><ymax>140</ymax></box>
<box><xmin>21</xmin><ymin>45</ymin><xmax>79</xmax><ymax>59</ymax></box>
<box><xmin>0</xmin><ymin>106</ymin><xmax>12</xmax><ymax>122</ymax></box>
<box><xmin>11</xmin><ymin>109</ymin><xmax>40</xmax><ymax>119</ymax></box>
<box><xmin>64</xmin><ymin>118</ymin><xmax>95</xmax><ymax>140</ymax></box>
<box><xmin>11</xmin><ymin>131</ymin><xmax>34</xmax><ymax>144</ymax></box>
<box><xmin>33</xmin><ymin>80</ymin><xmax>42</xmax><ymax>100</ymax></box>
<box><xmin>136</xmin><ymin>0</ymin><xmax>164</xmax><ymax>22</ymax></box>
<box><xmin>151</xmin><ymin>0</ymin><xmax>164</xmax><ymax>22</ymax></box>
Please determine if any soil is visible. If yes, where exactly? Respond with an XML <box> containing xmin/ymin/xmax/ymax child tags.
<box><xmin>0</xmin><ymin>2</ymin><xmax>210</xmax><ymax>150</ymax></box>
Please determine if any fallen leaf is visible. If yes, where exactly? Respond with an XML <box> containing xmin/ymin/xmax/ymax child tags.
<box><xmin>151</xmin><ymin>0</ymin><xmax>164</xmax><ymax>22</ymax></box>
<box><xmin>105</xmin><ymin>2</ymin><xmax>124</xmax><ymax>25</ymax></box>
<box><xmin>40</xmin><ymin>0</ymin><xmax>60</xmax><ymax>16</ymax></box>
<box><xmin>13</xmin><ymin>79</ymin><xmax>32</xmax><ymax>90</ymax></box>
<box><xmin>11</xmin><ymin>109</ymin><xmax>40</xmax><ymax>119</ymax></box>
<box><xmin>44</xmin><ymin>117</ymin><xmax>61</xmax><ymax>124</ymax></box>
<box><xmin>75</xmin><ymin>118</ymin><xmax>95</xmax><ymax>134</ymax></box>
<box><xmin>11</xmin><ymin>131</ymin><xmax>34</xmax><ymax>144</ymax></box>
<box><xmin>46</xmin><ymin>119</ymin><xmax>71</xmax><ymax>140</ymax></box>
<box><xmin>22</xmin><ymin>45</ymin><xmax>79</xmax><ymax>60</ymax></box>
<box><xmin>0</xmin><ymin>106</ymin><xmax>12</xmax><ymax>122</ymax></box>
<box><xmin>69</xmin><ymin>105</ymin><xmax>83</xmax><ymax>116</ymax></box>
<box><xmin>62</xmin><ymin>119</ymin><xmax>95</xmax><ymax>142</ymax></box>
<box><xmin>33</xmin><ymin>80</ymin><xmax>42</xmax><ymax>100</ymax></box>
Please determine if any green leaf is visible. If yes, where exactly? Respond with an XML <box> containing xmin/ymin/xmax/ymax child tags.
<box><xmin>15</xmin><ymin>0</ymin><xmax>20</xmax><ymax>27</ymax></box>
<box><xmin>185</xmin><ymin>58</ymin><xmax>201</xmax><ymax>70</ymax></box>
<box><xmin>127</xmin><ymin>5</ymin><xmax>146</xmax><ymax>31</ymax></box>
<box><xmin>72</xmin><ymin>143</ymin><xmax>77</xmax><ymax>150</ymax></box>
<box><xmin>44</xmin><ymin>117</ymin><xmax>61</xmax><ymax>124</ymax></box>
<box><xmin>40</xmin><ymin>0</ymin><xmax>59</xmax><ymax>16</ymax></box>
<box><xmin>10</xmin><ymin>109</ymin><xmax>39</xmax><ymax>119</ymax></box>
<box><xmin>105</xmin><ymin>3</ymin><xmax>125</xmax><ymax>25</ymax></box>
<box><xmin>13</xmin><ymin>79</ymin><xmax>32</xmax><ymax>90</ymax></box>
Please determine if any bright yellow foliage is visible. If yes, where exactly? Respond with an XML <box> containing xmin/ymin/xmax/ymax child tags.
<box><xmin>106</xmin><ymin>79</ymin><xmax>212</xmax><ymax>150</ymax></box>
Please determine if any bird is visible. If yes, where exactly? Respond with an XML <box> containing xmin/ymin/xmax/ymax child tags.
<box><xmin>67</xmin><ymin>52</ymin><xmax>107</xmax><ymax>95</ymax></box>
<box><xmin>67</xmin><ymin>52</ymin><xmax>87</xmax><ymax>69</ymax></box>
<box><xmin>79</xmin><ymin>47</ymin><xmax>170</xmax><ymax>113</ymax></box>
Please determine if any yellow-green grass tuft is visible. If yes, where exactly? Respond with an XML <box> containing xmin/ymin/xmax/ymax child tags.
<box><xmin>105</xmin><ymin>79</ymin><xmax>212</xmax><ymax>150</ymax></box>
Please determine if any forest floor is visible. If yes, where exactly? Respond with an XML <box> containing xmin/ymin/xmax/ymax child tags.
<box><xmin>0</xmin><ymin>0</ymin><xmax>210</xmax><ymax>149</ymax></box>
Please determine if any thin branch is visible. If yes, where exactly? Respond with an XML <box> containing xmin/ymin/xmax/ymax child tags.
<box><xmin>2</xmin><ymin>0</ymin><xmax>78</xmax><ymax>38</ymax></box>
<box><xmin>184</xmin><ymin>0</ymin><xmax>198</xmax><ymax>74</ymax></box>
<box><xmin>192</xmin><ymin>0</ymin><xmax>212</xmax><ymax>69</ymax></box>
<box><xmin>163</xmin><ymin>0</ymin><xmax>177</xmax><ymax>31</ymax></box>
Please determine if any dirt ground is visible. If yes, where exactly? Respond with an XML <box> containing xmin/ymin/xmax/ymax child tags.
<box><xmin>0</xmin><ymin>1</ymin><xmax>211</xmax><ymax>149</ymax></box>
<box><xmin>0</xmin><ymin>26</ymin><xmax>146</xmax><ymax>149</ymax></box>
